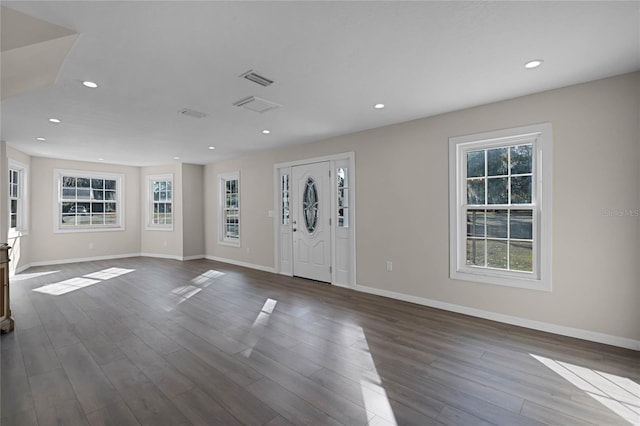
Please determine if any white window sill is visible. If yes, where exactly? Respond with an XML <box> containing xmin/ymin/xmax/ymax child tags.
<box><xmin>54</xmin><ymin>226</ymin><xmax>125</xmax><ymax>234</ymax></box>
<box><xmin>218</xmin><ymin>240</ymin><xmax>241</xmax><ymax>248</ymax></box>
<box><xmin>451</xmin><ymin>268</ymin><xmax>551</xmax><ymax>292</ymax></box>
<box><xmin>145</xmin><ymin>225</ymin><xmax>174</xmax><ymax>232</ymax></box>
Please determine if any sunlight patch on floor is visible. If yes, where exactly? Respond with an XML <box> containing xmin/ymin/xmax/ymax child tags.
<box><xmin>33</xmin><ymin>277</ymin><xmax>101</xmax><ymax>295</ymax></box>
<box><xmin>84</xmin><ymin>267</ymin><xmax>134</xmax><ymax>280</ymax></box>
<box><xmin>190</xmin><ymin>269</ymin><xmax>225</xmax><ymax>286</ymax></box>
<box><xmin>531</xmin><ymin>354</ymin><xmax>640</xmax><ymax>425</ymax></box>
<box><xmin>171</xmin><ymin>285</ymin><xmax>202</xmax><ymax>304</ymax></box>
<box><xmin>360</xmin><ymin>334</ymin><xmax>398</xmax><ymax>425</ymax></box>
<box><xmin>165</xmin><ymin>270</ymin><xmax>224</xmax><ymax>311</ymax></box>
<box><xmin>251</xmin><ymin>298</ymin><xmax>278</xmax><ymax>328</ymax></box>
<box><xmin>32</xmin><ymin>267</ymin><xmax>135</xmax><ymax>296</ymax></box>
<box><xmin>242</xmin><ymin>298</ymin><xmax>279</xmax><ymax>358</ymax></box>
<box><xmin>12</xmin><ymin>270</ymin><xmax>60</xmax><ymax>281</ymax></box>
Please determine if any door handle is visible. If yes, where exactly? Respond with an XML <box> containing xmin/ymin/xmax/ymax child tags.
<box><xmin>293</xmin><ymin>228</ymin><xmax>297</xmax><ymax>232</ymax></box>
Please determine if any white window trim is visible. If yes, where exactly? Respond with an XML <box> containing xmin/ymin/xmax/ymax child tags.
<box><xmin>218</xmin><ymin>171</ymin><xmax>240</xmax><ymax>247</ymax></box>
<box><xmin>449</xmin><ymin>123</ymin><xmax>553</xmax><ymax>291</ymax></box>
<box><xmin>145</xmin><ymin>174</ymin><xmax>174</xmax><ymax>231</ymax></box>
<box><xmin>8</xmin><ymin>159</ymin><xmax>29</xmax><ymax>237</ymax></box>
<box><xmin>53</xmin><ymin>169</ymin><xmax>125</xmax><ymax>233</ymax></box>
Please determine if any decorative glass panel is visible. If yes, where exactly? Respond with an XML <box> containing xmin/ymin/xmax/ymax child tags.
<box><xmin>303</xmin><ymin>177</ymin><xmax>319</xmax><ymax>233</ymax></box>
<box><xmin>337</xmin><ymin>168</ymin><xmax>349</xmax><ymax>228</ymax></box>
<box><xmin>281</xmin><ymin>174</ymin><xmax>290</xmax><ymax>225</ymax></box>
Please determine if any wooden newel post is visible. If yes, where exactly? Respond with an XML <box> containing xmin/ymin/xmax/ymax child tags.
<box><xmin>1</xmin><ymin>244</ymin><xmax>15</xmax><ymax>333</ymax></box>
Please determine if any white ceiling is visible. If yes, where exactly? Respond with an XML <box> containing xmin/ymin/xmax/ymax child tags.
<box><xmin>2</xmin><ymin>1</ymin><xmax>639</xmax><ymax>167</ymax></box>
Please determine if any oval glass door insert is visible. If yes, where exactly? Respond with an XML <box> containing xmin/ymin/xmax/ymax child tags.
<box><xmin>303</xmin><ymin>177</ymin><xmax>319</xmax><ymax>233</ymax></box>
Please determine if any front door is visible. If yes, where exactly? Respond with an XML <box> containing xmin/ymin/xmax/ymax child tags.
<box><xmin>291</xmin><ymin>161</ymin><xmax>331</xmax><ymax>283</ymax></box>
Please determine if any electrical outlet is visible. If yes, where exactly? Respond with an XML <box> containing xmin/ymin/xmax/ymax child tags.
<box><xmin>88</xmin><ymin>242</ymin><xmax>94</xmax><ymax>249</ymax></box>
<box><xmin>386</xmin><ymin>261</ymin><xmax>393</xmax><ymax>272</ymax></box>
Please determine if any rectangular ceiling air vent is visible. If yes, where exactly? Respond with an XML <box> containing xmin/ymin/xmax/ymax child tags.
<box><xmin>240</xmin><ymin>70</ymin><xmax>274</xmax><ymax>87</ymax></box>
<box><xmin>179</xmin><ymin>108</ymin><xmax>207</xmax><ymax>119</ymax></box>
<box><xmin>233</xmin><ymin>96</ymin><xmax>281</xmax><ymax>113</ymax></box>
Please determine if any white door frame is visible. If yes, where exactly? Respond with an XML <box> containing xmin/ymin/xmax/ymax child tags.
<box><xmin>273</xmin><ymin>152</ymin><xmax>356</xmax><ymax>287</ymax></box>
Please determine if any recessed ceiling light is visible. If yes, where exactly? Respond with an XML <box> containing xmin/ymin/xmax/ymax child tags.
<box><xmin>524</xmin><ymin>59</ymin><xmax>543</xmax><ymax>69</ymax></box>
<box><xmin>374</xmin><ymin>103</ymin><xmax>385</xmax><ymax>109</ymax></box>
<box><xmin>98</xmin><ymin>158</ymin><xmax>104</xmax><ymax>161</ymax></box>
<box><xmin>36</xmin><ymin>137</ymin><xmax>46</xmax><ymax>141</ymax></box>
<box><xmin>208</xmin><ymin>146</ymin><xmax>216</xmax><ymax>150</ymax></box>
<box><xmin>83</xmin><ymin>81</ymin><xmax>98</xmax><ymax>88</ymax></box>
<box><xmin>48</xmin><ymin>118</ymin><xmax>61</xmax><ymax>123</ymax></box>
<box><xmin>262</xmin><ymin>130</ymin><xmax>270</xmax><ymax>134</ymax></box>
<box><xmin>173</xmin><ymin>156</ymin><xmax>180</xmax><ymax>160</ymax></box>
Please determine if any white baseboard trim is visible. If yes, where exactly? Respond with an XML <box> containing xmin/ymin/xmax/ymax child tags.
<box><xmin>10</xmin><ymin>263</ymin><xmax>32</xmax><ymax>276</ymax></box>
<box><xmin>15</xmin><ymin>253</ymin><xmax>638</xmax><ymax>350</ymax></box>
<box><xmin>24</xmin><ymin>252</ymin><xmax>205</xmax><ymax>270</ymax></box>
<box><xmin>139</xmin><ymin>253</ymin><xmax>206</xmax><ymax>261</ymax></box>
<box><xmin>205</xmin><ymin>255</ymin><xmax>276</xmax><ymax>274</ymax></box>
<box><xmin>332</xmin><ymin>282</ymin><xmax>354</xmax><ymax>289</ymax></box>
<box><xmin>140</xmin><ymin>252</ymin><xmax>182</xmax><ymax>261</ymax></box>
<box><xmin>355</xmin><ymin>284</ymin><xmax>640</xmax><ymax>351</ymax></box>
<box><xmin>182</xmin><ymin>255</ymin><xmax>205</xmax><ymax>261</ymax></box>
<box><xmin>28</xmin><ymin>253</ymin><xmax>141</xmax><ymax>268</ymax></box>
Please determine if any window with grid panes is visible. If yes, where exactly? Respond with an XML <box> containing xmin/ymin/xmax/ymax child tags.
<box><xmin>449</xmin><ymin>123</ymin><xmax>552</xmax><ymax>290</ymax></box>
<box><xmin>55</xmin><ymin>170</ymin><xmax>123</xmax><ymax>231</ymax></box>
<box><xmin>8</xmin><ymin>160</ymin><xmax>28</xmax><ymax>235</ymax></box>
<box><xmin>9</xmin><ymin>169</ymin><xmax>19</xmax><ymax>230</ymax></box>
<box><xmin>147</xmin><ymin>175</ymin><xmax>173</xmax><ymax>229</ymax></box>
<box><xmin>219</xmin><ymin>172</ymin><xmax>240</xmax><ymax>245</ymax></box>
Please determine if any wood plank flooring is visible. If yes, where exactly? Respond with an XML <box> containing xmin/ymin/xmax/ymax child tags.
<box><xmin>1</xmin><ymin>257</ymin><xmax>638</xmax><ymax>425</ymax></box>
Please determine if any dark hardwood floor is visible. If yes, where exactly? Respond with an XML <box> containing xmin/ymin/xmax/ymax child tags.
<box><xmin>1</xmin><ymin>257</ymin><xmax>638</xmax><ymax>425</ymax></box>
